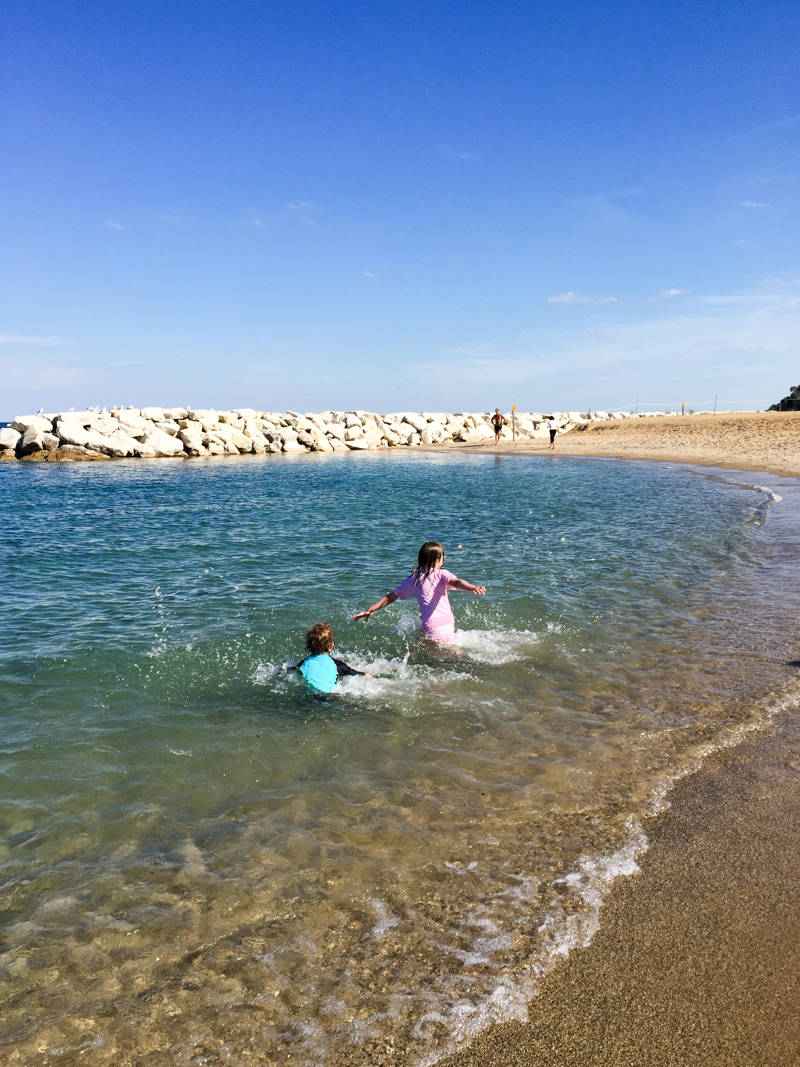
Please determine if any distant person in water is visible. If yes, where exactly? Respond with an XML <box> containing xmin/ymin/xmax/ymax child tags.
<box><xmin>492</xmin><ymin>408</ymin><xmax>506</xmax><ymax>444</ymax></box>
<box><xmin>293</xmin><ymin>622</ymin><xmax>372</xmax><ymax>693</ymax></box>
<box><xmin>354</xmin><ymin>541</ymin><xmax>486</xmax><ymax>645</ymax></box>
<box><xmin>546</xmin><ymin>416</ymin><xmax>558</xmax><ymax>449</ymax></box>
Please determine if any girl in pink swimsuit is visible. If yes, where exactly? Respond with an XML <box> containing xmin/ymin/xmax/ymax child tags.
<box><xmin>354</xmin><ymin>541</ymin><xmax>486</xmax><ymax>644</ymax></box>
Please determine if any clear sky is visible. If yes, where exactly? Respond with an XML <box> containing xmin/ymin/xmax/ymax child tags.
<box><xmin>2</xmin><ymin>0</ymin><xmax>799</xmax><ymax>418</ymax></box>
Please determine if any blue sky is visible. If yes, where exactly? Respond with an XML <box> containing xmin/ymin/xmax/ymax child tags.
<box><xmin>2</xmin><ymin>0</ymin><xmax>799</xmax><ymax>417</ymax></box>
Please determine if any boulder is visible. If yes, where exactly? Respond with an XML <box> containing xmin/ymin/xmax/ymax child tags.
<box><xmin>409</xmin><ymin>433</ymin><xmax>421</xmax><ymax>446</ymax></box>
<box><xmin>402</xmin><ymin>412</ymin><xmax>428</xmax><ymax>433</ymax></box>
<box><xmin>179</xmin><ymin>428</ymin><xmax>205</xmax><ymax>455</ymax></box>
<box><xmin>140</xmin><ymin>407</ymin><xmax>165</xmax><ymax>422</ymax></box>
<box><xmin>205</xmin><ymin>439</ymin><xmax>226</xmax><ymax>455</ymax></box>
<box><xmin>42</xmin><ymin>432</ymin><xmax>61</xmax><ymax>451</ymax></box>
<box><xmin>162</xmin><ymin>407</ymin><xmax>188</xmax><ymax>421</ymax></box>
<box><xmin>344</xmin><ymin>413</ymin><xmax>362</xmax><ymax>428</ymax></box>
<box><xmin>235</xmin><ymin>408</ymin><xmax>260</xmax><ymax>420</ymax></box>
<box><xmin>326</xmin><ymin>422</ymin><xmax>346</xmax><ymax>440</ymax></box>
<box><xmin>344</xmin><ymin>425</ymin><xmax>365</xmax><ymax>441</ymax></box>
<box><xmin>12</xmin><ymin>414</ymin><xmax>53</xmax><ymax>435</ymax></box>
<box><xmin>420</xmin><ymin>421</ymin><xmax>447</xmax><ymax>445</ymax></box>
<box><xmin>329</xmin><ymin>438</ymin><xmax>349</xmax><ymax>451</ymax></box>
<box><xmin>139</xmin><ymin>428</ymin><xmax>187</xmax><ymax>456</ymax></box>
<box><xmin>154</xmin><ymin>420</ymin><xmax>180</xmax><ymax>436</ymax></box>
<box><xmin>56</xmin><ymin>421</ymin><xmax>92</xmax><ymax>447</ymax></box>
<box><xmin>115</xmin><ymin>411</ymin><xmax>148</xmax><ymax>433</ymax></box>
<box><xmin>230</xmin><ymin>430</ymin><xmax>254</xmax><ymax>453</ymax></box>
<box><xmin>0</xmin><ymin>448</ymin><xmax>17</xmax><ymax>460</ymax></box>
<box><xmin>345</xmin><ymin>438</ymin><xmax>369</xmax><ymax>450</ymax></box>
<box><xmin>282</xmin><ymin>439</ymin><xmax>308</xmax><ymax>453</ymax></box>
<box><xmin>362</xmin><ymin>423</ymin><xmax>383</xmax><ymax>447</ymax></box>
<box><xmin>0</xmin><ymin>427</ymin><xmax>21</xmax><ymax>451</ymax></box>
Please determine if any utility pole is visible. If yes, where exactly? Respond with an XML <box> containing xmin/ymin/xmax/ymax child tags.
<box><xmin>682</xmin><ymin>401</ymin><xmax>686</xmax><ymax>416</ymax></box>
<box><xmin>511</xmin><ymin>405</ymin><xmax>516</xmax><ymax>441</ymax></box>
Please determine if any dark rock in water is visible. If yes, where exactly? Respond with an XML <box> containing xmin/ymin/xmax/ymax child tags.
<box><xmin>19</xmin><ymin>451</ymin><xmax>47</xmax><ymax>461</ymax></box>
<box><xmin>8</xmin><ymin>828</ymin><xmax>39</xmax><ymax>848</ymax></box>
<box><xmin>0</xmin><ymin>449</ymin><xmax>16</xmax><ymax>461</ymax></box>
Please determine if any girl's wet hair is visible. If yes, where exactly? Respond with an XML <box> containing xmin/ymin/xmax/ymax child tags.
<box><xmin>412</xmin><ymin>541</ymin><xmax>444</xmax><ymax>582</ymax></box>
<box><xmin>306</xmin><ymin>622</ymin><xmax>334</xmax><ymax>655</ymax></box>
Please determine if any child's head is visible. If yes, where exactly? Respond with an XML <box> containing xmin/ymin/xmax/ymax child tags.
<box><xmin>305</xmin><ymin>622</ymin><xmax>334</xmax><ymax>655</ymax></box>
<box><xmin>413</xmin><ymin>541</ymin><xmax>445</xmax><ymax>580</ymax></box>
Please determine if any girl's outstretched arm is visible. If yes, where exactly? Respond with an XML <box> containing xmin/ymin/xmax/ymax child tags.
<box><xmin>449</xmin><ymin>578</ymin><xmax>486</xmax><ymax>595</ymax></box>
<box><xmin>354</xmin><ymin>591</ymin><xmax>399</xmax><ymax>620</ymax></box>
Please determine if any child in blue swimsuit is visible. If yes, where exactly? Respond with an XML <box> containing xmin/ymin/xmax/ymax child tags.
<box><xmin>293</xmin><ymin>622</ymin><xmax>372</xmax><ymax>693</ymax></box>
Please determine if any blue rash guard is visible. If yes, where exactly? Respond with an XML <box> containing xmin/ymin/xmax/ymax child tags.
<box><xmin>296</xmin><ymin>654</ymin><xmax>365</xmax><ymax>694</ymax></box>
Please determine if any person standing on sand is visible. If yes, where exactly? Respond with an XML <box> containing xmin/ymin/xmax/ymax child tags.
<box><xmin>547</xmin><ymin>416</ymin><xmax>558</xmax><ymax>449</ymax></box>
<box><xmin>492</xmin><ymin>408</ymin><xmax>506</xmax><ymax>444</ymax></box>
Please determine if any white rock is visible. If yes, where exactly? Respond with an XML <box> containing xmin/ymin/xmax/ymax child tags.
<box><xmin>329</xmin><ymin>438</ymin><xmax>349</xmax><ymax>451</ymax></box>
<box><xmin>140</xmin><ymin>428</ymin><xmax>186</xmax><ymax>456</ymax></box>
<box><xmin>102</xmin><ymin>429</ymin><xmax>140</xmax><ymax>456</ymax></box>
<box><xmin>326</xmin><ymin>422</ymin><xmax>346</xmax><ymax>440</ymax></box>
<box><xmin>345</xmin><ymin>438</ymin><xmax>369</xmax><ymax>450</ymax></box>
<box><xmin>282</xmin><ymin>439</ymin><xmax>308</xmax><ymax>453</ymax></box>
<box><xmin>421</xmin><ymin>421</ymin><xmax>447</xmax><ymax>445</ymax></box>
<box><xmin>344</xmin><ymin>425</ymin><xmax>365</xmax><ymax>441</ymax></box>
<box><xmin>56</xmin><ymin>422</ymin><xmax>91</xmax><ymax>447</ymax></box>
<box><xmin>12</xmin><ymin>415</ymin><xmax>53</xmax><ymax>435</ymax></box>
<box><xmin>154</xmin><ymin>420</ymin><xmax>180</xmax><ymax>436</ymax></box>
<box><xmin>402</xmin><ymin>413</ymin><xmax>428</xmax><ymax>433</ymax></box>
<box><xmin>179</xmin><ymin>429</ymin><xmax>205</xmax><ymax>454</ymax></box>
<box><xmin>115</xmin><ymin>412</ymin><xmax>148</xmax><ymax>432</ymax></box>
<box><xmin>140</xmin><ymin>407</ymin><xmax>165</xmax><ymax>422</ymax></box>
<box><xmin>162</xmin><ymin>407</ymin><xmax>188</xmax><ymax>421</ymax></box>
<box><xmin>363</xmin><ymin>424</ymin><xmax>383</xmax><ymax>447</ymax></box>
<box><xmin>0</xmin><ymin>427</ymin><xmax>21</xmax><ymax>451</ymax></box>
<box><xmin>19</xmin><ymin>427</ymin><xmax>48</xmax><ymax>454</ymax></box>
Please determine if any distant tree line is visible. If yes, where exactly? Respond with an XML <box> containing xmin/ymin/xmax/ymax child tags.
<box><xmin>768</xmin><ymin>383</ymin><xmax>800</xmax><ymax>411</ymax></box>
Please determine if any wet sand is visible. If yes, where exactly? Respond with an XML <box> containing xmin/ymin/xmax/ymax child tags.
<box><xmin>431</xmin><ymin>411</ymin><xmax>800</xmax><ymax>479</ymax></box>
<box><xmin>439</xmin><ymin>704</ymin><xmax>800</xmax><ymax>1067</ymax></box>
<box><xmin>431</xmin><ymin>420</ymin><xmax>800</xmax><ymax>1067</ymax></box>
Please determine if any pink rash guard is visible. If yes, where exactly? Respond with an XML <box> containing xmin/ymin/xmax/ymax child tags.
<box><xmin>393</xmin><ymin>568</ymin><xmax>457</xmax><ymax>643</ymax></box>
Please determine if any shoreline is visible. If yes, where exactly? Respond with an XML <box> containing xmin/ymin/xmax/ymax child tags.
<box><xmin>437</xmin><ymin>699</ymin><xmax>800</xmax><ymax>1067</ymax></box>
<box><xmin>432</xmin><ymin>456</ymin><xmax>800</xmax><ymax>1067</ymax></box>
<box><xmin>424</xmin><ymin>410</ymin><xmax>800</xmax><ymax>482</ymax></box>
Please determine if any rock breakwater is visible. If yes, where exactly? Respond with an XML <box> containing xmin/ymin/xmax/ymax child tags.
<box><xmin>0</xmin><ymin>406</ymin><xmax>666</xmax><ymax>462</ymax></box>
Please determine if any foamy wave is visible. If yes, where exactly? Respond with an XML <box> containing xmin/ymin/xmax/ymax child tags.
<box><xmin>452</xmin><ymin>628</ymin><xmax>540</xmax><ymax>664</ymax></box>
<box><xmin>415</xmin><ymin>823</ymin><xmax>649</xmax><ymax>1066</ymax></box>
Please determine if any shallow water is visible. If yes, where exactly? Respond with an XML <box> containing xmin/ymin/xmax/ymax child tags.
<box><xmin>1</xmin><ymin>451</ymin><xmax>798</xmax><ymax>1066</ymax></box>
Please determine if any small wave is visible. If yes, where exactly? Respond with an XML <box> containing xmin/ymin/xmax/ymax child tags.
<box><xmin>452</xmin><ymin>628</ymin><xmax>540</xmax><ymax>665</ymax></box>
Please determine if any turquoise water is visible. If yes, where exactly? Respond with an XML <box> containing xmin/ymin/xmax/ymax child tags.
<box><xmin>0</xmin><ymin>452</ymin><xmax>796</xmax><ymax>1066</ymax></box>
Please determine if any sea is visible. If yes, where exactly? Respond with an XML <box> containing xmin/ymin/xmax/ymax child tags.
<box><xmin>1</xmin><ymin>450</ymin><xmax>799</xmax><ymax>1066</ymax></box>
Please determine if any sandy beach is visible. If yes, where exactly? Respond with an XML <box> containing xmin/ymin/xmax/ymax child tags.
<box><xmin>431</xmin><ymin>410</ymin><xmax>800</xmax><ymax>480</ymax></box>
<box><xmin>433</xmin><ymin>412</ymin><xmax>800</xmax><ymax>1067</ymax></box>
<box><xmin>439</xmin><ymin>704</ymin><xmax>800</xmax><ymax>1067</ymax></box>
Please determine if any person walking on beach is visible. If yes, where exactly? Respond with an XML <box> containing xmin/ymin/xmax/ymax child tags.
<box><xmin>546</xmin><ymin>416</ymin><xmax>558</xmax><ymax>450</ymax></box>
<box><xmin>492</xmin><ymin>408</ymin><xmax>506</xmax><ymax>444</ymax></box>
<box><xmin>354</xmin><ymin>541</ymin><xmax>485</xmax><ymax>645</ymax></box>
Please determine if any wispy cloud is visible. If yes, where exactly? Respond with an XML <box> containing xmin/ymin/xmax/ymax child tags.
<box><xmin>438</xmin><ymin>143</ymin><xmax>481</xmax><ymax>162</ymax></box>
<box><xmin>160</xmin><ymin>214</ymin><xmax>180</xmax><ymax>223</ymax></box>
<box><xmin>105</xmin><ymin>219</ymin><xmax>124</xmax><ymax>231</ymax></box>
<box><xmin>0</xmin><ymin>333</ymin><xmax>72</xmax><ymax>345</ymax></box>
<box><xmin>548</xmin><ymin>291</ymin><xmax>618</xmax><ymax>305</ymax></box>
<box><xmin>749</xmin><ymin>114</ymin><xmax>800</xmax><ymax>134</ymax></box>
<box><xmin>287</xmin><ymin>201</ymin><xmax>312</xmax><ymax>211</ymax></box>
<box><xmin>737</xmin><ymin>239</ymin><xmax>749</xmax><ymax>246</ymax></box>
<box><xmin>739</xmin><ymin>200</ymin><xmax>769</xmax><ymax>208</ymax></box>
<box><xmin>660</xmin><ymin>288</ymin><xmax>686</xmax><ymax>297</ymax></box>
<box><xmin>363</xmin><ymin>271</ymin><xmax>376</xmax><ymax>279</ymax></box>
